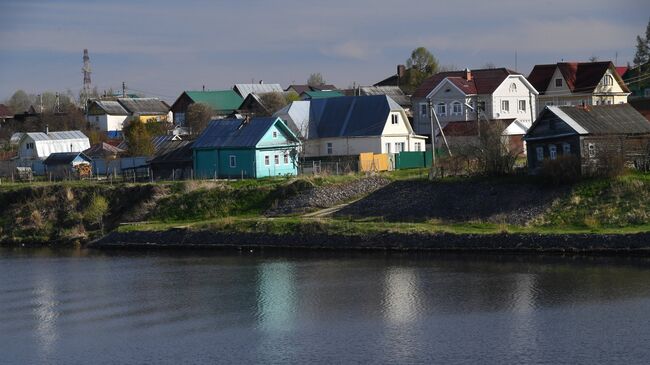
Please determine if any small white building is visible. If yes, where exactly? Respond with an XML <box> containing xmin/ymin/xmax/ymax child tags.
<box><xmin>86</xmin><ymin>100</ymin><xmax>130</xmax><ymax>133</ymax></box>
<box><xmin>18</xmin><ymin>130</ymin><xmax>90</xmax><ymax>160</ymax></box>
<box><xmin>283</xmin><ymin>95</ymin><xmax>427</xmax><ymax>157</ymax></box>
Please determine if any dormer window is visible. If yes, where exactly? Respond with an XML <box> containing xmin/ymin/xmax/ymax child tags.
<box><xmin>391</xmin><ymin>114</ymin><xmax>399</xmax><ymax>124</ymax></box>
<box><xmin>603</xmin><ymin>75</ymin><xmax>613</xmax><ymax>86</ymax></box>
<box><xmin>555</xmin><ymin>78</ymin><xmax>563</xmax><ymax>87</ymax></box>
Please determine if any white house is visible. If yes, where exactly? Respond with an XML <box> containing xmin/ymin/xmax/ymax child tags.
<box><xmin>86</xmin><ymin>100</ymin><xmax>130</xmax><ymax>134</ymax></box>
<box><xmin>286</xmin><ymin>95</ymin><xmax>427</xmax><ymax>157</ymax></box>
<box><xmin>18</xmin><ymin>130</ymin><xmax>90</xmax><ymax>160</ymax></box>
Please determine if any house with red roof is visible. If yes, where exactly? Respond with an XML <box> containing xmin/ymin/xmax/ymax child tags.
<box><xmin>411</xmin><ymin>68</ymin><xmax>538</xmax><ymax>152</ymax></box>
<box><xmin>527</xmin><ymin>61</ymin><xmax>630</xmax><ymax>112</ymax></box>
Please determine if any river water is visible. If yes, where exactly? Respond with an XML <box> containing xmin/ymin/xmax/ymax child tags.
<box><xmin>1</xmin><ymin>247</ymin><xmax>650</xmax><ymax>364</ymax></box>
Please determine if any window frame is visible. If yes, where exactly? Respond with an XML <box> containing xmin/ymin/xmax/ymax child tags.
<box><xmin>284</xmin><ymin>153</ymin><xmax>289</xmax><ymax>164</ymax></box>
<box><xmin>414</xmin><ymin>142</ymin><xmax>421</xmax><ymax>152</ymax></box>
<box><xmin>419</xmin><ymin>103</ymin><xmax>428</xmax><ymax>117</ymax></box>
<box><xmin>272</xmin><ymin>131</ymin><xmax>278</xmax><ymax>139</ymax></box>
<box><xmin>274</xmin><ymin>154</ymin><xmax>279</xmax><ymax>165</ymax></box>
<box><xmin>326</xmin><ymin>142</ymin><xmax>333</xmax><ymax>155</ymax></box>
<box><xmin>264</xmin><ymin>155</ymin><xmax>270</xmax><ymax>165</ymax></box>
<box><xmin>501</xmin><ymin>100</ymin><xmax>510</xmax><ymax>112</ymax></box>
<box><xmin>451</xmin><ymin>101</ymin><xmax>462</xmax><ymax>115</ymax></box>
<box><xmin>549</xmin><ymin>145</ymin><xmax>557</xmax><ymax>160</ymax></box>
<box><xmin>229</xmin><ymin>155</ymin><xmax>237</xmax><ymax>168</ymax></box>
<box><xmin>555</xmin><ymin>78</ymin><xmax>563</xmax><ymax>87</ymax></box>
<box><xmin>518</xmin><ymin>100</ymin><xmax>526</xmax><ymax>112</ymax></box>
<box><xmin>536</xmin><ymin>146</ymin><xmax>544</xmax><ymax>161</ymax></box>
<box><xmin>391</xmin><ymin>114</ymin><xmax>399</xmax><ymax>125</ymax></box>
<box><xmin>436</xmin><ymin>103</ymin><xmax>446</xmax><ymax>116</ymax></box>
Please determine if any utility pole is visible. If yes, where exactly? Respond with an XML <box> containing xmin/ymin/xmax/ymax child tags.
<box><xmin>81</xmin><ymin>49</ymin><xmax>92</xmax><ymax>110</ymax></box>
<box><xmin>428</xmin><ymin>98</ymin><xmax>436</xmax><ymax>180</ymax></box>
<box><xmin>122</xmin><ymin>82</ymin><xmax>126</xmax><ymax>98</ymax></box>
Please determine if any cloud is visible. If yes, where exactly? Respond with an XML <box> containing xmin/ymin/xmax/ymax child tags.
<box><xmin>320</xmin><ymin>40</ymin><xmax>376</xmax><ymax>60</ymax></box>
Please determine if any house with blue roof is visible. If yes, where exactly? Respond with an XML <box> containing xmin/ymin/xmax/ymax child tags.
<box><xmin>279</xmin><ymin>95</ymin><xmax>427</xmax><ymax>157</ymax></box>
<box><xmin>192</xmin><ymin>117</ymin><xmax>300</xmax><ymax>179</ymax></box>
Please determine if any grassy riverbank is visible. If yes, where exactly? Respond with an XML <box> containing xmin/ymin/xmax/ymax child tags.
<box><xmin>2</xmin><ymin>170</ymin><xmax>650</xmax><ymax>246</ymax></box>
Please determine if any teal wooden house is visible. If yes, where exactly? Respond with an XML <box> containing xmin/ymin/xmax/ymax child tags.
<box><xmin>193</xmin><ymin>117</ymin><xmax>301</xmax><ymax>179</ymax></box>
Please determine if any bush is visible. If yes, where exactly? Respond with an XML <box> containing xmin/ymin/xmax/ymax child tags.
<box><xmin>541</xmin><ymin>155</ymin><xmax>581</xmax><ymax>185</ymax></box>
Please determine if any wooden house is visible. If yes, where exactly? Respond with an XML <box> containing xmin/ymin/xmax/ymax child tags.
<box><xmin>170</xmin><ymin>90</ymin><xmax>244</xmax><ymax>126</ymax></box>
<box><xmin>43</xmin><ymin>152</ymin><xmax>92</xmax><ymax>179</ymax></box>
<box><xmin>524</xmin><ymin>104</ymin><xmax>650</xmax><ymax>174</ymax></box>
<box><xmin>192</xmin><ymin>117</ymin><xmax>300</xmax><ymax>179</ymax></box>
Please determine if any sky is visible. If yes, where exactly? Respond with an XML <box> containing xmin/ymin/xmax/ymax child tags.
<box><xmin>0</xmin><ymin>0</ymin><xmax>649</xmax><ymax>103</ymax></box>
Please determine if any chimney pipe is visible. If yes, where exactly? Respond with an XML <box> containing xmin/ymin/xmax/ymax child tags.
<box><xmin>202</xmin><ymin>85</ymin><xmax>205</xmax><ymax>91</ymax></box>
<box><xmin>465</xmin><ymin>68</ymin><xmax>472</xmax><ymax>81</ymax></box>
<box><xmin>45</xmin><ymin>124</ymin><xmax>49</xmax><ymax>134</ymax></box>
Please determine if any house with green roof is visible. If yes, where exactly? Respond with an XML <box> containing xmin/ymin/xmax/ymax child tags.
<box><xmin>170</xmin><ymin>90</ymin><xmax>243</xmax><ymax>126</ymax></box>
<box><xmin>299</xmin><ymin>90</ymin><xmax>345</xmax><ymax>100</ymax></box>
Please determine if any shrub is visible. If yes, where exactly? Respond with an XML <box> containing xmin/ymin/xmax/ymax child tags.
<box><xmin>84</xmin><ymin>194</ymin><xmax>109</xmax><ymax>230</ymax></box>
<box><xmin>541</xmin><ymin>155</ymin><xmax>581</xmax><ymax>185</ymax></box>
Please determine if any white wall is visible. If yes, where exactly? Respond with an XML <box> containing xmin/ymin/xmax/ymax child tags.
<box><xmin>490</xmin><ymin>75</ymin><xmax>538</xmax><ymax>124</ymax></box>
<box><xmin>87</xmin><ymin>114</ymin><xmax>129</xmax><ymax>132</ymax></box>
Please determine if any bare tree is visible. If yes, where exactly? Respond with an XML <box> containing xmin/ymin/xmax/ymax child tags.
<box><xmin>307</xmin><ymin>73</ymin><xmax>326</xmax><ymax>87</ymax></box>
<box><xmin>260</xmin><ymin>92</ymin><xmax>290</xmax><ymax>114</ymax></box>
<box><xmin>186</xmin><ymin>103</ymin><xmax>214</xmax><ymax>135</ymax></box>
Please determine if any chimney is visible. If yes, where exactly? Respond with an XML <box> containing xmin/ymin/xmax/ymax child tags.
<box><xmin>397</xmin><ymin>64</ymin><xmax>406</xmax><ymax>78</ymax></box>
<box><xmin>465</xmin><ymin>68</ymin><xmax>472</xmax><ymax>81</ymax></box>
<box><xmin>202</xmin><ymin>85</ymin><xmax>205</xmax><ymax>92</ymax></box>
<box><xmin>259</xmin><ymin>80</ymin><xmax>264</xmax><ymax>84</ymax></box>
<box><xmin>45</xmin><ymin>124</ymin><xmax>49</xmax><ymax>134</ymax></box>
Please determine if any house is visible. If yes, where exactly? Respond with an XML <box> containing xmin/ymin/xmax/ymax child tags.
<box><xmin>528</xmin><ymin>61</ymin><xmax>630</xmax><ymax>110</ymax></box>
<box><xmin>356</xmin><ymin>86</ymin><xmax>412</xmax><ymax>110</ymax></box>
<box><xmin>285</xmin><ymin>84</ymin><xmax>337</xmax><ymax>95</ymax></box>
<box><xmin>86</xmin><ymin>100</ymin><xmax>130</xmax><ymax>134</ymax></box>
<box><xmin>299</xmin><ymin>90</ymin><xmax>345</xmax><ymax>100</ymax></box>
<box><xmin>233</xmin><ymin>83</ymin><xmax>283</xmax><ymax>99</ymax></box>
<box><xmin>43</xmin><ymin>152</ymin><xmax>93</xmax><ymax>179</ymax></box>
<box><xmin>170</xmin><ymin>90</ymin><xmax>244</xmax><ymax>126</ymax></box>
<box><xmin>193</xmin><ymin>117</ymin><xmax>300</xmax><ymax>179</ymax></box>
<box><xmin>84</xmin><ymin>142</ymin><xmax>125</xmax><ymax>159</ymax></box>
<box><xmin>411</xmin><ymin>68</ymin><xmax>538</xmax><ymax>150</ymax></box>
<box><xmin>374</xmin><ymin>65</ymin><xmax>408</xmax><ymax>88</ymax></box>
<box><xmin>287</xmin><ymin>95</ymin><xmax>427</xmax><ymax>157</ymax></box>
<box><xmin>149</xmin><ymin>140</ymin><xmax>194</xmax><ymax>180</ymax></box>
<box><xmin>116</xmin><ymin>134</ymin><xmax>184</xmax><ymax>156</ymax></box>
<box><xmin>629</xmin><ymin>98</ymin><xmax>650</xmax><ymax>122</ymax></box>
<box><xmin>524</xmin><ymin>104</ymin><xmax>650</xmax><ymax>174</ymax></box>
<box><xmin>273</xmin><ymin>101</ymin><xmax>310</xmax><ymax>139</ymax></box>
<box><xmin>18</xmin><ymin>130</ymin><xmax>90</xmax><ymax>160</ymax></box>
<box><xmin>0</xmin><ymin>104</ymin><xmax>13</xmax><ymax>123</ymax></box>
<box><xmin>117</xmin><ymin>97</ymin><xmax>171</xmax><ymax>123</ymax></box>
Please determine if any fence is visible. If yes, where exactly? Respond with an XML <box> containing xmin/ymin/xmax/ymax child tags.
<box><xmin>359</xmin><ymin>153</ymin><xmax>391</xmax><ymax>172</ymax></box>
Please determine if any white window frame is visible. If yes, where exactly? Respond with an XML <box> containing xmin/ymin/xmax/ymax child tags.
<box><xmin>326</xmin><ymin>142</ymin><xmax>333</xmax><ymax>155</ymax></box>
<box><xmin>536</xmin><ymin>146</ymin><xmax>544</xmax><ymax>161</ymax></box>
<box><xmin>549</xmin><ymin>145</ymin><xmax>557</xmax><ymax>160</ymax></box>
<box><xmin>229</xmin><ymin>155</ymin><xmax>236</xmax><ymax>168</ymax></box>
<box><xmin>419</xmin><ymin>103</ymin><xmax>428</xmax><ymax>117</ymax></box>
<box><xmin>436</xmin><ymin>103</ymin><xmax>446</xmax><ymax>116</ymax></box>
<box><xmin>518</xmin><ymin>100</ymin><xmax>526</xmax><ymax>112</ymax></box>
<box><xmin>385</xmin><ymin>143</ymin><xmax>392</xmax><ymax>153</ymax></box>
<box><xmin>391</xmin><ymin>114</ymin><xmax>398</xmax><ymax>125</ymax></box>
<box><xmin>272</xmin><ymin>131</ymin><xmax>278</xmax><ymax>139</ymax></box>
<box><xmin>501</xmin><ymin>100</ymin><xmax>509</xmax><ymax>112</ymax></box>
<box><xmin>284</xmin><ymin>153</ymin><xmax>289</xmax><ymax>164</ymax></box>
<box><xmin>555</xmin><ymin>78</ymin><xmax>563</xmax><ymax>87</ymax></box>
<box><xmin>451</xmin><ymin>101</ymin><xmax>462</xmax><ymax>115</ymax></box>
<box><xmin>264</xmin><ymin>155</ymin><xmax>270</xmax><ymax>166</ymax></box>
<box><xmin>414</xmin><ymin>142</ymin><xmax>421</xmax><ymax>152</ymax></box>
<box><xmin>395</xmin><ymin>142</ymin><xmax>405</xmax><ymax>152</ymax></box>
<box><xmin>274</xmin><ymin>154</ymin><xmax>279</xmax><ymax>165</ymax></box>
<box><xmin>603</xmin><ymin>75</ymin><xmax>613</xmax><ymax>86</ymax></box>
<box><xmin>509</xmin><ymin>83</ymin><xmax>517</xmax><ymax>93</ymax></box>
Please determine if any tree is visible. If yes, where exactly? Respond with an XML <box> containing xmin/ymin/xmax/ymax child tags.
<box><xmin>260</xmin><ymin>92</ymin><xmax>290</xmax><ymax>114</ymax></box>
<box><xmin>307</xmin><ymin>73</ymin><xmax>325</xmax><ymax>87</ymax></box>
<box><xmin>482</xmin><ymin>62</ymin><xmax>496</xmax><ymax>69</ymax></box>
<box><xmin>632</xmin><ymin>18</ymin><xmax>650</xmax><ymax>94</ymax></box>
<box><xmin>186</xmin><ymin>102</ymin><xmax>214</xmax><ymax>135</ymax></box>
<box><xmin>123</xmin><ymin>119</ymin><xmax>154</xmax><ymax>156</ymax></box>
<box><xmin>7</xmin><ymin>90</ymin><xmax>33</xmax><ymax>113</ymax></box>
<box><xmin>403</xmin><ymin>47</ymin><xmax>439</xmax><ymax>94</ymax></box>
<box><xmin>468</xmin><ymin>122</ymin><xmax>520</xmax><ymax>176</ymax></box>
<box><xmin>588</xmin><ymin>55</ymin><xmax>599</xmax><ymax>62</ymax></box>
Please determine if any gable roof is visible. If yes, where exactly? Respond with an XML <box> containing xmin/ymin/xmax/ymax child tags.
<box><xmin>286</xmin><ymin>84</ymin><xmax>337</xmax><ymax>94</ymax></box>
<box><xmin>193</xmin><ymin>117</ymin><xmax>298</xmax><ymax>149</ymax></box>
<box><xmin>25</xmin><ymin>130</ymin><xmax>88</xmax><ymax>142</ymax></box>
<box><xmin>43</xmin><ymin>152</ymin><xmax>91</xmax><ymax>165</ymax></box>
<box><xmin>273</xmin><ymin>101</ymin><xmax>311</xmax><ymax>138</ymax></box>
<box><xmin>117</xmin><ymin>98</ymin><xmax>169</xmax><ymax>115</ymax></box>
<box><xmin>358</xmin><ymin>86</ymin><xmax>411</xmax><ymax>107</ymax></box>
<box><xmin>233</xmin><ymin>84</ymin><xmax>283</xmax><ymax>98</ymax></box>
<box><xmin>83</xmin><ymin>142</ymin><xmax>125</xmax><ymax>158</ymax></box>
<box><xmin>412</xmin><ymin>68</ymin><xmax>520</xmax><ymax>98</ymax></box>
<box><xmin>183</xmin><ymin>90</ymin><xmax>243</xmax><ymax>112</ymax></box>
<box><xmin>301</xmin><ymin>90</ymin><xmax>345</xmax><ymax>99</ymax></box>
<box><xmin>93</xmin><ymin>100</ymin><xmax>129</xmax><ymax>115</ymax></box>
<box><xmin>149</xmin><ymin>140</ymin><xmax>194</xmax><ymax>164</ymax></box>
<box><xmin>528</xmin><ymin>105</ymin><xmax>650</xmax><ymax>137</ymax></box>
<box><xmin>307</xmin><ymin>95</ymin><xmax>404</xmax><ymax>139</ymax></box>
<box><xmin>527</xmin><ymin>61</ymin><xmax>630</xmax><ymax>94</ymax></box>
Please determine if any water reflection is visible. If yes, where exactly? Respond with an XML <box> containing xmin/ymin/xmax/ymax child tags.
<box><xmin>383</xmin><ymin>267</ymin><xmax>421</xmax><ymax>324</ymax></box>
<box><xmin>33</xmin><ymin>278</ymin><xmax>58</xmax><ymax>361</ymax></box>
<box><xmin>256</xmin><ymin>261</ymin><xmax>296</xmax><ymax>332</ymax></box>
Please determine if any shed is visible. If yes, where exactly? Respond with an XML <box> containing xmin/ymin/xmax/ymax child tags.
<box><xmin>524</xmin><ymin>104</ymin><xmax>650</xmax><ymax>174</ymax></box>
<box><xmin>18</xmin><ymin>130</ymin><xmax>90</xmax><ymax>160</ymax></box>
<box><xmin>43</xmin><ymin>152</ymin><xmax>93</xmax><ymax>179</ymax></box>
<box><xmin>193</xmin><ymin>117</ymin><xmax>300</xmax><ymax>179</ymax></box>
<box><xmin>149</xmin><ymin>140</ymin><xmax>194</xmax><ymax>180</ymax></box>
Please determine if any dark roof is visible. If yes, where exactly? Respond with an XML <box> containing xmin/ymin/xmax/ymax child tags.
<box><xmin>93</xmin><ymin>100</ymin><xmax>129</xmax><ymax>115</ymax></box>
<box><xmin>286</xmin><ymin>84</ymin><xmax>338</xmax><ymax>94</ymax></box>
<box><xmin>193</xmin><ymin>117</ymin><xmax>297</xmax><ymax>149</ymax></box>
<box><xmin>308</xmin><ymin>95</ymin><xmax>403</xmax><ymax>139</ymax></box>
<box><xmin>43</xmin><ymin>152</ymin><xmax>91</xmax><ymax>165</ymax></box>
<box><xmin>83</xmin><ymin>142</ymin><xmax>125</xmax><ymax>158</ymax></box>
<box><xmin>0</xmin><ymin>104</ymin><xmax>13</xmax><ymax>117</ymax></box>
<box><xmin>358</xmin><ymin>86</ymin><xmax>411</xmax><ymax>107</ymax></box>
<box><xmin>182</xmin><ymin>90</ymin><xmax>243</xmax><ymax>112</ymax></box>
<box><xmin>374</xmin><ymin>74</ymin><xmax>401</xmax><ymax>87</ymax></box>
<box><xmin>117</xmin><ymin>98</ymin><xmax>169</xmax><ymax>115</ymax></box>
<box><xmin>438</xmin><ymin>119</ymin><xmax>515</xmax><ymax>137</ymax></box>
<box><xmin>412</xmin><ymin>68</ymin><xmax>520</xmax><ymax>98</ymax></box>
<box><xmin>547</xmin><ymin>104</ymin><xmax>650</xmax><ymax>135</ymax></box>
<box><xmin>301</xmin><ymin>90</ymin><xmax>345</xmax><ymax>99</ymax></box>
<box><xmin>629</xmin><ymin>98</ymin><xmax>650</xmax><ymax>122</ymax></box>
<box><xmin>149</xmin><ymin>140</ymin><xmax>194</xmax><ymax>164</ymax></box>
<box><xmin>528</xmin><ymin>62</ymin><xmax>630</xmax><ymax>94</ymax></box>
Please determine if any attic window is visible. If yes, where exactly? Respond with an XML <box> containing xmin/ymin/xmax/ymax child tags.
<box><xmin>555</xmin><ymin>78</ymin><xmax>563</xmax><ymax>87</ymax></box>
<box><xmin>391</xmin><ymin>114</ymin><xmax>399</xmax><ymax>124</ymax></box>
<box><xmin>272</xmin><ymin>131</ymin><xmax>278</xmax><ymax>138</ymax></box>
<box><xmin>509</xmin><ymin>83</ymin><xmax>517</xmax><ymax>92</ymax></box>
<box><xmin>445</xmin><ymin>88</ymin><xmax>451</xmax><ymax>92</ymax></box>
<box><xmin>603</xmin><ymin>75</ymin><xmax>613</xmax><ymax>86</ymax></box>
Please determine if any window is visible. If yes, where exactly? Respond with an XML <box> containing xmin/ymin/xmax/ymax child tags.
<box><xmin>563</xmin><ymin>143</ymin><xmax>571</xmax><ymax>154</ymax></box>
<box><xmin>95</xmin><ymin>116</ymin><xmax>99</xmax><ymax>122</ymax></box>
<box><xmin>284</xmin><ymin>153</ymin><xmax>289</xmax><ymax>164</ymax></box>
<box><xmin>509</xmin><ymin>83</ymin><xmax>517</xmax><ymax>93</ymax></box>
<box><xmin>588</xmin><ymin>143</ymin><xmax>596</xmax><ymax>158</ymax></box>
<box><xmin>274</xmin><ymin>155</ymin><xmax>279</xmax><ymax>165</ymax></box>
<box><xmin>264</xmin><ymin>155</ymin><xmax>270</xmax><ymax>165</ymax></box>
<box><xmin>391</xmin><ymin>114</ymin><xmax>399</xmax><ymax>125</ymax></box>
<box><xmin>420</xmin><ymin>103</ymin><xmax>428</xmax><ymax>117</ymax></box>
<box><xmin>549</xmin><ymin>145</ymin><xmax>557</xmax><ymax>160</ymax></box>
<box><xmin>603</xmin><ymin>75</ymin><xmax>613</xmax><ymax>86</ymax></box>
<box><xmin>518</xmin><ymin>100</ymin><xmax>526</xmax><ymax>112</ymax></box>
<box><xmin>555</xmin><ymin>78</ymin><xmax>563</xmax><ymax>87</ymax></box>
<box><xmin>452</xmin><ymin>101</ymin><xmax>462</xmax><ymax>115</ymax></box>
<box><xmin>545</xmin><ymin>101</ymin><xmax>555</xmax><ymax>106</ymax></box>
<box><xmin>385</xmin><ymin>143</ymin><xmax>392</xmax><ymax>153</ymax></box>
<box><xmin>229</xmin><ymin>155</ymin><xmax>236</xmax><ymax>168</ymax></box>
<box><xmin>414</xmin><ymin>142</ymin><xmax>421</xmax><ymax>151</ymax></box>
<box><xmin>436</xmin><ymin>103</ymin><xmax>446</xmax><ymax>116</ymax></box>
<box><xmin>272</xmin><ymin>131</ymin><xmax>278</xmax><ymax>138</ymax></box>
<box><xmin>536</xmin><ymin>146</ymin><xmax>544</xmax><ymax>161</ymax></box>
<box><xmin>501</xmin><ymin>100</ymin><xmax>509</xmax><ymax>112</ymax></box>
<box><xmin>607</xmin><ymin>100</ymin><xmax>612</xmax><ymax>105</ymax></box>
<box><xmin>477</xmin><ymin>101</ymin><xmax>486</xmax><ymax>112</ymax></box>
<box><xmin>326</xmin><ymin>142</ymin><xmax>333</xmax><ymax>155</ymax></box>
<box><xmin>395</xmin><ymin>142</ymin><xmax>405</xmax><ymax>152</ymax></box>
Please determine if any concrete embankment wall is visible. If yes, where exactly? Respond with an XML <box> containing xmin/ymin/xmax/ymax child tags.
<box><xmin>91</xmin><ymin>229</ymin><xmax>650</xmax><ymax>254</ymax></box>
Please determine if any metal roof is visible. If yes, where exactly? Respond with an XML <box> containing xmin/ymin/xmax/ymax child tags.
<box><xmin>43</xmin><ymin>152</ymin><xmax>92</xmax><ymax>165</ymax></box>
<box><xmin>233</xmin><ymin>84</ymin><xmax>283</xmax><ymax>98</ymax></box>
<box><xmin>307</xmin><ymin>95</ymin><xmax>403</xmax><ymax>139</ymax></box>
<box><xmin>149</xmin><ymin>140</ymin><xmax>194</xmax><ymax>164</ymax></box>
<box><xmin>184</xmin><ymin>90</ymin><xmax>243</xmax><ymax>112</ymax></box>
<box><xmin>359</xmin><ymin>86</ymin><xmax>411</xmax><ymax>106</ymax></box>
<box><xmin>550</xmin><ymin>104</ymin><xmax>650</xmax><ymax>135</ymax></box>
<box><xmin>193</xmin><ymin>117</ymin><xmax>297</xmax><ymax>149</ymax></box>
<box><xmin>83</xmin><ymin>142</ymin><xmax>125</xmax><ymax>158</ymax></box>
<box><xmin>273</xmin><ymin>101</ymin><xmax>310</xmax><ymax>138</ymax></box>
<box><xmin>301</xmin><ymin>90</ymin><xmax>345</xmax><ymax>99</ymax></box>
<box><xmin>117</xmin><ymin>98</ymin><xmax>169</xmax><ymax>115</ymax></box>
<box><xmin>94</xmin><ymin>100</ymin><xmax>129</xmax><ymax>115</ymax></box>
<box><xmin>25</xmin><ymin>130</ymin><xmax>88</xmax><ymax>142</ymax></box>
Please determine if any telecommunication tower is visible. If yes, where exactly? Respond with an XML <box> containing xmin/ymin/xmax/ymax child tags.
<box><xmin>81</xmin><ymin>49</ymin><xmax>92</xmax><ymax>109</ymax></box>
